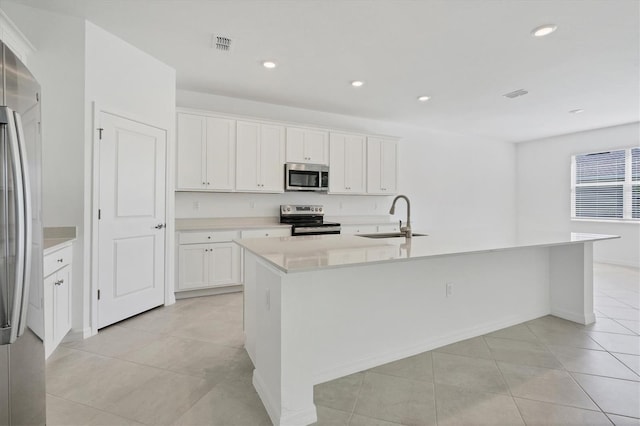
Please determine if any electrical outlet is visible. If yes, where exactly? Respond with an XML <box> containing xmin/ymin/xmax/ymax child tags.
<box><xmin>250</xmin><ymin>201</ymin><xmax>255</xmax><ymax>209</ymax></box>
<box><xmin>446</xmin><ymin>282</ymin><xmax>453</xmax><ymax>297</ymax></box>
<box><xmin>193</xmin><ymin>201</ymin><xmax>200</xmax><ymax>210</ymax></box>
<box><xmin>265</xmin><ymin>288</ymin><xmax>270</xmax><ymax>310</ymax></box>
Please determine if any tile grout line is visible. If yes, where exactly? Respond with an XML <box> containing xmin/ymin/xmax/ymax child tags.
<box><xmin>486</xmin><ymin>335</ymin><xmax>528</xmax><ymax>426</ymax></box>
<box><xmin>346</xmin><ymin>372</ymin><xmax>366</xmax><ymax>425</ymax></box>
<box><xmin>46</xmin><ymin>392</ymin><xmax>147</xmax><ymax>425</ymax></box>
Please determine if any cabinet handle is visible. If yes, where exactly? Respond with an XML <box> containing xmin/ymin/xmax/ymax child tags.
<box><xmin>207</xmin><ymin>182</ymin><xmax>211</xmax><ymax>185</ymax></box>
<box><xmin>202</xmin><ymin>182</ymin><xmax>206</xmax><ymax>185</ymax></box>
<box><xmin>57</xmin><ymin>258</ymin><xmax>63</xmax><ymax>263</ymax></box>
<box><xmin>207</xmin><ymin>236</ymin><xmax>211</xmax><ymax>239</ymax></box>
<box><xmin>54</xmin><ymin>279</ymin><xmax>64</xmax><ymax>286</ymax></box>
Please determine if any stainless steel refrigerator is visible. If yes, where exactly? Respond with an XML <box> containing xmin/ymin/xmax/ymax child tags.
<box><xmin>0</xmin><ymin>41</ymin><xmax>45</xmax><ymax>425</ymax></box>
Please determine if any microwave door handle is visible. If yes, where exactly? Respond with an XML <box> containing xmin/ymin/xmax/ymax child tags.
<box><xmin>0</xmin><ymin>107</ymin><xmax>26</xmax><ymax>345</ymax></box>
<box><xmin>14</xmin><ymin>111</ymin><xmax>32</xmax><ymax>338</ymax></box>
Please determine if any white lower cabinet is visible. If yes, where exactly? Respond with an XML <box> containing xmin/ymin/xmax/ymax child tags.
<box><xmin>176</xmin><ymin>227</ymin><xmax>291</xmax><ymax>293</ymax></box>
<box><xmin>340</xmin><ymin>225</ymin><xmax>379</xmax><ymax>235</ymax></box>
<box><xmin>177</xmin><ymin>231</ymin><xmax>241</xmax><ymax>292</ymax></box>
<box><xmin>341</xmin><ymin>224</ymin><xmax>400</xmax><ymax>235</ymax></box>
<box><xmin>43</xmin><ymin>244</ymin><xmax>73</xmax><ymax>359</ymax></box>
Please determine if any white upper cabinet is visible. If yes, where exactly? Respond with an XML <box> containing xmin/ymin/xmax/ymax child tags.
<box><xmin>329</xmin><ymin>132</ymin><xmax>367</xmax><ymax>194</ymax></box>
<box><xmin>236</xmin><ymin>120</ymin><xmax>285</xmax><ymax>192</ymax></box>
<box><xmin>286</xmin><ymin>127</ymin><xmax>329</xmax><ymax>165</ymax></box>
<box><xmin>176</xmin><ymin>112</ymin><xmax>235</xmax><ymax>191</ymax></box>
<box><xmin>367</xmin><ymin>137</ymin><xmax>398</xmax><ymax>194</ymax></box>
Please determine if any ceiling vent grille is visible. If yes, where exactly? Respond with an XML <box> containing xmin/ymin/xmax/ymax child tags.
<box><xmin>503</xmin><ymin>89</ymin><xmax>529</xmax><ymax>99</ymax></box>
<box><xmin>214</xmin><ymin>36</ymin><xmax>232</xmax><ymax>51</ymax></box>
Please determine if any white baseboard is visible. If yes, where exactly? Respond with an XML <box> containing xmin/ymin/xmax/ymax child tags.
<box><xmin>551</xmin><ymin>307</ymin><xmax>595</xmax><ymax>325</ymax></box>
<box><xmin>596</xmin><ymin>258</ymin><xmax>640</xmax><ymax>269</ymax></box>
<box><xmin>253</xmin><ymin>370</ymin><xmax>318</xmax><ymax>426</ymax></box>
<box><xmin>312</xmin><ymin>309</ymin><xmax>549</xmax><ymax>385</ymax></box>
<box><xmin>64</xmin><ymin>327</ymin><xmax>94</xmax><ymax>342</ymax></box>
<box><xmin>175</xmin><ymin>284</ymin><xmax>243</xmax><ymax>299</ymax></box>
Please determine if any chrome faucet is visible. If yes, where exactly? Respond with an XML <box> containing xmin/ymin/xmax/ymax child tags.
<box><xmin>389</xmin><ymin>195</ymin><xmax>412</xmax><ymax>238</ymax></box>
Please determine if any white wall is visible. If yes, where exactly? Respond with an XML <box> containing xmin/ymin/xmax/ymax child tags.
<box><xmin>516</xmin><ymin>122</ymin><xmax>640</xmax><ymax>267</ymax></box>
<box><xmin>2</xmin><ymin>3</ymin><xmax>177</xmax><ymax>335</ymax></box>
<box><xmin>0</xmin><ymin>2</ymin><xmax>88</xmax><ymax>332</ymax></box>
<box><xmin>84</xmin><ymin>22</ymin><xmax>177</xmax><ymax>327</ymax></box>
<box><xmin>177</xmin><ymin>90</ymin><xmax>518</xmax><ymax>240</ymax></box>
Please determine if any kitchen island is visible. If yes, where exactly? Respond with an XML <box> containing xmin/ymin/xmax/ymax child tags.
<box><xmin>236</xmin><ymin>232</ymin><xmax>618</xmax><ymax>426</ymax></box>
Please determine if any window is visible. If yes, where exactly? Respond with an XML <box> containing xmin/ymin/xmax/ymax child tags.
<box><xmin>571</xmin><ymin>147</ymin><xmax>640</xmax><ymax>221</ymax></box>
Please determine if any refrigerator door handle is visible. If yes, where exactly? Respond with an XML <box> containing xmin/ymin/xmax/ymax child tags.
<box><xmin>14</xmin><ymin>111</ymin><xmax>32</xmax><ymax>338</ymax></box>
<box><xmin>0</xmin><ymin>106</ymin><xmax>27</xmax><ymax>345</ymax></box>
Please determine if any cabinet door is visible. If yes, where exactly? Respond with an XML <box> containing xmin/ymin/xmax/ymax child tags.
<box><xmin>176</xmin><ymin>113</ymin><xmax>206</xmax><ymax>190</ymax></box>
<box><xmin>53</xmin><ymin>266</ymin><xmax>71</xmax><ymax>347</ymax></box>
<box><xmin>304</xmin><ymin>130</ymin><xmax>329</xmax><ymax>164</ymax></box>
<box><xmin>178</xmin><ymin>244</ymin><xmax>210</xmax><ymax>291</ymax></box>
<box><xmin>236</xmin><ymin>121</ymin><xmax>260</xmax><ymax>191</ymax></box>
<box><xmin>206</xmin><ymin>117</ymin><xmax>236</xmax><ymax>191</ymax></box>
<box><xmin>380</xmin><ymin>139</ymin><xmax>398</xmax><ymax>193</ymax></box>
<box><xmin>367</xmin><ymin>137</ymin><xmax>397</xmax><ymax>194</ymax></box>
<box><xmin>286</xmin><ymin>127</ymin><xmax>328</xmax><ymax>164</ymax></box>
<box><xmin>208</xmin><ymin>242</ymin><xmax>241</xmax><ymax>286</ymax></box>
<box><xmin>285</xmin><ymin>127</ymin><xmax>306</xmax><ymax>163</ymax></box>
<box><xmin>260</xmin><ymin>124</ymin><xmax>285</xmax><ymax>192</ymax></box>
<box><xmin>329</xmin><ymin>133</ymin><xmax>347</xmax><ymax>193</ymax></box>
<box><xmin>43</xmin><ymin>274</ymin><xmax>55</xmax><ymax>357</ymax></box>
<box><xmin>344</xmin><ymin>134</ymin><xmax>367</xmax><ymax>193</ymax></box>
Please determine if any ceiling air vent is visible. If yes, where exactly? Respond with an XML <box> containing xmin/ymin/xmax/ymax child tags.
<box><xmin>213</xmin><ymin>35</ymin><xmax>231</xmax><ymax>51</ymax></box>
<box><xmin>503</xmin><ymin>89</ymin><xmax>529</xmax><ymax>99</ymax></box>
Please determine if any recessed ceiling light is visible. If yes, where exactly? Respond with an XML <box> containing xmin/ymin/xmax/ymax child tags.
<box><xmin>417</xmin><ymin>95</ymin><xmax>431</xmax><ymax>102</ymax></box>
<box><xmin>531</xmin><ymin>24</ymin><xmax>557</xmax><ymax>37</ymax></box>
<box><xmin>351</xmin><ymin>80</ymin><xmax>364</xmax><ymax>87</ymax></box>
<box><xmin>569</xmin><ymin>109</ymin><xmax>585</xmax><ymax>114</ymax></box>
<box><xmin>262</xmin><ymin>61</ymin><xmax>277</xmax><ymax>69</ymax></box>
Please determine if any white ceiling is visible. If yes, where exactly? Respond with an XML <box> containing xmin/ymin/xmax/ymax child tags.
<box><xmin>14</xmin><ymin>0</ymin><xmax>640</xmax><ymax>142</ymax></box>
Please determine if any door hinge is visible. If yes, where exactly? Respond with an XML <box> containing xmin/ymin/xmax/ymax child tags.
<box><xmin>97</xmin><ymin>128</ymin><xmax>104</xmax><ymax>140</ymax></box>
<box><xmin>98</xmin><ymin>209</ymin><xmax>101</xmax><ymax>220</ymax></box>
<box><xmin>97</xmin><ymin>289</ymin><xmax>101</xmax><ymax>300</ymax></box>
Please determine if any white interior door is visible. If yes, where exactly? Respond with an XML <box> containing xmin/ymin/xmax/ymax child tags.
<box><xmin>97</xmin><ymin>112</ymin><xmax>166</xmax><ymax>329</ymax></box>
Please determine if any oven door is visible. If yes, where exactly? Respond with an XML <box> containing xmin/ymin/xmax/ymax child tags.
<box><xmin>291</xmin><ymin>225</ymin><xmax>341</xmax><ymax>236</ymax></box>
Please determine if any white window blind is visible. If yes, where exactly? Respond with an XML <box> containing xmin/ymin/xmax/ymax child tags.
<box><xmin>572</xmin><ymin>148</ymin><xmax>639</xmax><ymax>221</ymax></box>
<box><xmin>633</xmin><ymin>147</ymin><xmax>640</xmax><ymax>219</ymax></box>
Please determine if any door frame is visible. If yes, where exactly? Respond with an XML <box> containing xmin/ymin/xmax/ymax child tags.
<box><xmin>89</xmin><ymin>102</ymin><xmax>175</xmax><ymax>337</ymax></box>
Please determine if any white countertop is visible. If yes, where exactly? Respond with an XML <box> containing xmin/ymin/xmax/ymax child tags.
<box><xmin>235</xmin><ymin>232</ymin><xmax>620</xmax><ymax>273</ymax></box>
<box><xmin>43</xmin><ymin>226</ymin><xmax>76</xmax><ymax>253</ymax></box>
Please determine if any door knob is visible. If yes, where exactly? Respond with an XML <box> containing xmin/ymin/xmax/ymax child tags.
<box><xmin>154</xmin><ymin>223</ymin><xmax>166</xmax><ymax>229</ymax></box>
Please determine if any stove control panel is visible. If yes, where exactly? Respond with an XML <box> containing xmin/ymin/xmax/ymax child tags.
<box><xmin>280</xmin><ymin>204</ymin><xmax>324</xmax><ymax>216</ymax></box>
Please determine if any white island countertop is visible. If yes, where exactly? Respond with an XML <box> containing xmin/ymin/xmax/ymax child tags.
<box><xmin>235</xmin><ymin>232</ymin><xmax>619</xmax><ymax>273</ymax></box>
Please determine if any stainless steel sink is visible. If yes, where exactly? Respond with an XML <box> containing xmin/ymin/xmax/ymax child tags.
<box><xmin>357</xmin><ymin>233</ymin><xmax>428</xmax><ymax>239</ymax></box>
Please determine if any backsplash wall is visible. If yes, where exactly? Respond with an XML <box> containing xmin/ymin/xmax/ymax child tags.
<box><xmin>175</xmin><ymin>191</ymin><xmax>395</xmax><ymax>219</ymax></box>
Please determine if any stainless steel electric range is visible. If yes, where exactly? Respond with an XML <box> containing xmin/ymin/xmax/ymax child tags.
<box><xmin>280</xmin><ymin>205</ymin><xmax>341</xmax><ymax>236</ymax></box>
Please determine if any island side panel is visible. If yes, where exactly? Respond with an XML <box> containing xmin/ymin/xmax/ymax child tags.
<box><xmin>243</xmin><ymin>251</ymin><xmax>257</xmax><ymax>363</ymax></box>
<box><xmin>244</xmin><ymin>252</ymin><xmax>318</xmax><ymax>426</ymax></box>
<box><xmin>251</xmin><ymin>259</ymin><xmax>284</xmax><ymax>425</ymax></box>
<box><xmin>549</xmin><ymin>242</ymin><xmax>595</xmax><ymax>325</ymax></box>
<box><xmin>307</xmin><ymin>246</ymin><xmax>551</xmax><ymax>384</ymax></box>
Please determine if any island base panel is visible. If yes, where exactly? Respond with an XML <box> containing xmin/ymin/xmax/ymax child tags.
<box><xmin>244</xmin><ymin>243</ymin><xmax>594</xmax><ymax>426</ymax></box>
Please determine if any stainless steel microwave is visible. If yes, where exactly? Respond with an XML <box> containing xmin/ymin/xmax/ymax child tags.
<box><xmin>285</xmin><ymin>163</ymin><xmax>329</xmax><ymax>192</ymax></box>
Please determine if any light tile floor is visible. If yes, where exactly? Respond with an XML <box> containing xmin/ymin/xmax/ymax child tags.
<box><xmin>47</xmin><ymin>263</ymin><xmax>640</xmax><ymax>425</ymax></box>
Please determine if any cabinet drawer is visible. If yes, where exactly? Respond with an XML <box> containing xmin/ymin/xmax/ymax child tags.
<box><xmin>377</xmin><ymin>224</ymin><xmax>400</xmax><ymax>233</ymax></box>
<box><xmin>340</xmin><ymin>225</ymin><xmax>378</xmax><ymax>235</ymax></box>
<box><xmin>44</xmin><ymin>245</ymin><xmax>73</xmax><ymax>277</ymax></box>
<box><xmin>241</xmin><ymin>227</ymin><xmax>291</xmax><ymax>239</ymax></box>
<box><xmin>179</xmin><ymin>230</ymin><xmax>239</xmax><ymax>244</ymax></box>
